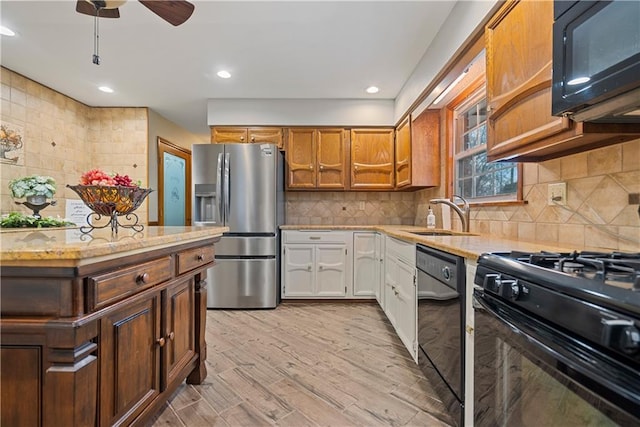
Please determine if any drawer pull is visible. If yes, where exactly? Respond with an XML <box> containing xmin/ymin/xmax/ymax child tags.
<box><xmin>157</xmin><ymin>337</ymin><xmax>166</xmax><ymax>347</ymax></box>
<box><xmin>136</xmin><ymin>273</ymin><xmax>150</xmax><ymax>284</ymax></box>
<box><xmin>309</xmin><ymin>236</ymin><xmax>321</xmax><ymax>240</ymax></box>
<box><xmin>197</xmin><ymin>254</ymin><xmax>205</xmax><ymax>261</ymax></box>
<box><xmin>168</xmin><ymin>331</ymin><xmax>175</xmax><ymax>341</ymax></box>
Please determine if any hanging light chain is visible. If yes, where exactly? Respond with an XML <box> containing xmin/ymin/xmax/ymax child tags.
<box><xmin>93</xmin><ymin>10</ymin><xmax>101</xmax><ymax>65</ymax></box>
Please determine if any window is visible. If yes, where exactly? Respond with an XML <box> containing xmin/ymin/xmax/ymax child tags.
<box><xmin>453</xmin><ymin>89</ymin><xmax>518</xmax><ymax>202</ymax></box>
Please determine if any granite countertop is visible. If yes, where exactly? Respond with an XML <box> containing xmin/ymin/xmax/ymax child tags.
<box><xmin>280</xmin><ymin>225</ymin><xmax>576</xmax><ymax>259</ymax></box>
<box><xmin>0</xmin><ymin>226</ymin><xmax>228</xmax><ymax>267</ymax></box>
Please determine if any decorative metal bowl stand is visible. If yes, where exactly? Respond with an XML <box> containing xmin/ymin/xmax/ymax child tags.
<box><xmin>66</xmin><ymin>185</ymin><xmax>153</xmax><ymax>235</ymax></box>
<box><xmin>14</xmin><ymin>199</ymin><xmax>56</xmax><ymax>219</ymax></box>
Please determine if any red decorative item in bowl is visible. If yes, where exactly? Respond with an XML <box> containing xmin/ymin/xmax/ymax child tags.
<box><xmin>67</xmin><ymin>185</ymin><xmax>153</xmax><ymax>234</ymax></box>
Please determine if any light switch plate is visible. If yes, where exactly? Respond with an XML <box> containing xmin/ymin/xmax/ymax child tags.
<box><xmin>548</xmin><ymin>182</ymin><xmax>567</xmax><ymax>206</ymax></box>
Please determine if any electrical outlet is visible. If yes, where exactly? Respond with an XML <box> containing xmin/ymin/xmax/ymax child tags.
<box><xmin>359</xmin><ymin>201</ymin><xmax>365</xmax><ymax>210</ymax></box>
<box><xmin>548</xmin><ymin>182</ymin><xmax>567</xmax><ymax>206</ymax></box>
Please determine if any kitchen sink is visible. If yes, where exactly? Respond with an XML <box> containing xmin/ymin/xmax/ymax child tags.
<box><xmin>405</xmin><ymin>230</ymin><xmax>477</xmax><ymax>237</ymax></box>
<box><xmin>409</xmin><ymin>231</ymin><xmax>455</xmax><ymax>236</ymax></box>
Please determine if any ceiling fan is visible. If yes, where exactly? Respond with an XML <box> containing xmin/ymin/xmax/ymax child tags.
<box><xmin>75</xmin><ymin>0</ymin><xmax>195</xmax><ymax>27</ymax></box>
<box><xmin>76</xmin><ymin>0</ymin><xmax>195</xmax><ymax>65</ymax></box>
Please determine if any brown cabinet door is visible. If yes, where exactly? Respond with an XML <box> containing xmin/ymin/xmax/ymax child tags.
<box><xmin>286</xmin><ymin>128</ymin><xmax>317</xmax><ymax>189</ymax></box>
<box><xmin>211</xmin><ymin>127</ymin><xmax>248</xmax><ymax>143</ymax></box>
<box><xmin>248</xmin><ymin>127</ymin><xmax>283</xmax><ymax>148</ymax></box>
<box><xmin>410</xmin><ymin>109</ymin><xmax>440</xmax><ymax>188</ymax></box>
<box><xmin>317</xmin><ymin>128</ymin><xmax>347</xmax><ymax>189</ymax></box>
<box><xmin>1</xmin><ymin>346</ymin><xmax>41</xmax><ymax>427</ymax></box>
<box><xmin>100</xmin><ymin>292</ymin><xmax>161</xmax><ymax>426</ymax></box>
<box><xmin>350</xmin><ymin>129</ymin><xmax>395</xmax><ymax>190</ymax></box>
<box><xmin>485</xmin><ymin>0</ymin><xmax>572</xmax><ymax>161</ymax></box>
<box><xmin>164</xmin><ymin>278</ymin><xmax>196</xmax><ymax>387</ymax></box>
<box><xmin>395</xmin><ymin>119</ymin><xmax>411</xmax><ymax>188</ymax></box>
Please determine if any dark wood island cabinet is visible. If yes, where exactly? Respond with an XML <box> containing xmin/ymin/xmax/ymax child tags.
<box><xmin>0</xmin><ymin>226</ymin><xmax>226</xmax><ymax>426</ymax></box>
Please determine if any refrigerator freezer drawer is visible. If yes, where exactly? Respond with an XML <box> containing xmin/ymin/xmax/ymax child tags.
<box><xmin>206</xmin><ymin>258</ymin><xmax>277</xmax><ymax>308</ymax></box>
<box><xmin>215</xmin><ymin>236</ymin><xmax>277</xmax><ymax>257</ymax></box>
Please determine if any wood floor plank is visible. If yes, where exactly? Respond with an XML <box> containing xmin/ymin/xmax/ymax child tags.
<box><xmin>151</xmin><ymin>303</ymin><xmax>453</xmax><ymax>427</ymax></box>
<box><xmin>218</xmin><ymin>367</ymin><xmax>293</xmax><ymax>423</ymax></box>
<box><xmin>174</xmin><ymin>400</ymin><xmax>229</xmax><ymax>427</ymax></box>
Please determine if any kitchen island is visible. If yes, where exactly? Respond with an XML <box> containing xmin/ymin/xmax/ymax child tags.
<box><xmin>0</xmin><ymin>226</ymin><xmax>227</xmax><ymax>426</ymax></box>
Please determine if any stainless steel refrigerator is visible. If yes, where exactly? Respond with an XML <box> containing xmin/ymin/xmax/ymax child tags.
<box><xmin>192</xmin><ymin>143</ymin><xmax>284</xmax><ymax>308</ymax></box>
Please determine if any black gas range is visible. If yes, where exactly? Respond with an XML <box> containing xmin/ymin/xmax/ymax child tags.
<box><xmin>474</xmin><ymin>250</ymin><xmax>640</xmax><ymax>425</ymax></box>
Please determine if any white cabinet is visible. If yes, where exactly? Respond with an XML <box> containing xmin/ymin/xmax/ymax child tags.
<box><xmin>383</xmin><ymin>236</ymin><xmax>417</xmax><ymax>361</ymax></box>
<box><xmin>464</xmin><ymin>259</ymin><xmax>477</xmax><ymax>427</ymax></box>
<box><xmin>375</xmin><ymin>232</ymin><xmax>385</xmax><ymax>307</ymax></box>
<box><xmin>353</xmin><ymin>232</ymin><xmax>380</xmax><ymax>297</ymax></box>
<box><xmin>281</xmin><ymin>231</ymin><xmax>350</xmax><ymax>298</ymax></box>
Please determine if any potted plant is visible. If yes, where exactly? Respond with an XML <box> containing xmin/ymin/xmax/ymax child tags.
<box><xmin>8</xmin><ymin>175</ymin><xmax>56</xmax><ymax>205</ymax></box>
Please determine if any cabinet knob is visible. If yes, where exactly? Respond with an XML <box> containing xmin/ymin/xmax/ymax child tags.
<box><xmin>251</xmin><ymin>136</ymin><xmax>256</xmax><ymax>142</ymax></box>
<box><xmin>136</xmin><ymin>272</ymin><xmax>150</xmax><ymax>284</ymax></box>
<box><xmin>240</xmin><ymin>136</ymin><xmax>245</xmax><ymax>141</ymax></box>
<box><xmin>309</xmin><ymin>164</ymin><xmax>313</xmax><ymax>170</ymax></box>
<box><xmin>197</xmin><ymin>254</ymin><xmax>205</xmax><ymax>261</ymax></box>
<box><xmin>157</xmin><ymin>337</ymin><xmax>166</xmax><ymax>347</ymax></box>
<box><xmin>354</xmin><ymin>165</ymin><xmax>359</xmax><ymax>171</ymax></box>
<box><xmin>319</xmin><ymin>165</ymin><xmax>324</xmax><ymax>170</ymax></box>
<box><xmin>307</xmin><ymin>265</ymin><xmax>312</xmax><ymax>271</ymax></box>
<box><xmin>319</xmin><ymin>265</ymin><xmax>323</xmax><ymax>270</ymax></box>
<box><xmin>168</xmin><ymin>331</ymin><xmax>175</xmax><ymax>341</ymax></box>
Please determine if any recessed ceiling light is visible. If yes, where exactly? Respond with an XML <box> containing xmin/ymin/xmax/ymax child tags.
<box><xmin>366</xmin><ymin>86</ymin><xmax>379</xmax><ymax>94</ymax></box>
<box><xmin>98</xmin><ymin>86</ymin><xmax>114</xmax><ymax>93</ymax></box>
<box><xmin>217</xmin><ymin>70</ymin><xmax>232</xmax><ymax>79</ymax></box>
<box><xmin>0</xmin><ymin>26</ymin><xmax>16</xmax><ymax>37</ymax></box>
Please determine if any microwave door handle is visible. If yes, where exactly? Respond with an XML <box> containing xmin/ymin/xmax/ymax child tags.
<box><xmin>224</xmin><ymin>152</ymin><xmax>231</xmax><ymax>221</ymax></box>
<box><xmin>216</xmin><ymin>153</ymin><xmax>223</xmax><ymax>223</ymax></box>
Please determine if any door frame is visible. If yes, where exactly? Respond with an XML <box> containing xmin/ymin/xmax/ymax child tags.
<box><xmin>157</xmin><ymin>137</ymin><xmax>192</xmax><ymax>226</ymax></box>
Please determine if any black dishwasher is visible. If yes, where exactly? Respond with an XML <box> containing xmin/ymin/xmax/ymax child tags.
<box><xmin>416</xmin><ymin>244</ymin><xmax>465</xmax><ymax>426</ymax></box>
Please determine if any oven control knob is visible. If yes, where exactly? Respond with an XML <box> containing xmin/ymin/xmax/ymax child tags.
<box><xmin>602</xmin><ymin>319</ymin><xmax>640</xmax><ymax>355</ymax></box>
<box><xmin>508</xmin><ymin>281</ymin><xmax>520</xmax><ymax>301</ymax></box>
<box><xmin>619</xmin><ymin>325</ymin><xmax>640</xmax><ymax>355</ymax></box>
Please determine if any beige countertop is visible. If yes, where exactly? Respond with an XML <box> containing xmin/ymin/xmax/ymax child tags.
<box><xmin>0</xmin><ymin>226</ymin><xmax>228</xmax><ymax>267</ymax></box>
<box><xmin>280</xmin><ymin>225</ymin><xmax>576</xmax><ymax>259</ymax></box>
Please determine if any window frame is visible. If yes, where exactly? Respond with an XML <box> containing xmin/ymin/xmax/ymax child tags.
<box><xmin>444</xmin><ymin>76</ymin><xmax>524</xmax><ymax>206</ymax></box>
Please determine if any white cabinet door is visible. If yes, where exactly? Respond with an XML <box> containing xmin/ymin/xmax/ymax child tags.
<box><xmin>376</xmin><ymin>232</ymin><xmax>385</xmax><ymax>308</ymax></box>
<box><xmin>395</xmin><ymin>259</ymin><xmax>417</xmax><ymax>361</ymax></box>
<box><xmin>282</xmin><ymin>245</ymin><xmax>315</xmax><ymax>297</ymax></box>
<box><xmin>353</xmin><ymin>232</ymin><xmax>377</xmax><ymax>297</ymax></box>
<box><xmin>384</xmin><ymin>254</ymin><xmax>398</xmax><ymax>327</ymax></box>
<box><xmin>316</xmin><ymin>245</ymin><xmax>347</xmax><ymax>296</ymax></box>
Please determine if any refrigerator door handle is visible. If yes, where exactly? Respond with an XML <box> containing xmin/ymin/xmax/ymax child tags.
<box><xmin>216</xmin><ymin>153</ymin><xmax>224</xmax><ymax>222</ymax></box>
<box><xmin>224</xmin><ymin>152</ymin><xmax>231</xmax><ymax>221</ymax></box>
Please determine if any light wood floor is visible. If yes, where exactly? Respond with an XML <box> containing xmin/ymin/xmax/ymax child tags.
<box><xmin>150</xmin><ymin>302</ymin><xmax>452</xmax><ymax>427</ymax></box>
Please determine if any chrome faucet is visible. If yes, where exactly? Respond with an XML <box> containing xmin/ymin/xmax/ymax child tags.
<box><xmin>429</xmin><ymin>195</ymin><xmax>470</xmax><ymax>232</ymax></box>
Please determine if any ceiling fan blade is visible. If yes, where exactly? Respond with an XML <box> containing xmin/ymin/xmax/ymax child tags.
<box><xmin>75</xmin><ymin>1</ymin><xmax>120</xmax><ymax>18</ymax></box>
<box><xmin>138</xmin><ymin>0</ymin><xmax>194</xmax><ymax>26</ymax></box>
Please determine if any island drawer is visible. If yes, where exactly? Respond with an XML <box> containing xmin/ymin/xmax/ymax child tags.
<box><xmin>89</xmin><ymin>256</ymin><xmax>172</xmax><ymax>309</ymax></box>
<box><xmin>176</xmin><ymin>245</ymin><xmax>215</xmax><ymax>275</ymax></box>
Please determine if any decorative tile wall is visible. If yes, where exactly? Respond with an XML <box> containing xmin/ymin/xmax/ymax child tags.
<box><xmin>286</xmin><ymin>191</ymin><xmax>415</xmax><ymax>225</ymax></box>
<box><xmin>1</xmin><ymin>67</ymin><xmax>149</xmax><ymax>223</ymax></box>
<box><xmin>417</xmin><ymin>139</ymin><xmax>640</xmax><ymax>251</ymax></box>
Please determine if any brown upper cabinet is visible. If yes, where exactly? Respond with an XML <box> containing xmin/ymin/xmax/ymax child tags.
<box><xmin>395</xmin><ymin>110</ymin><xmax>440</xmax><ymax>189</ymax></box>
<box><xmin>286</xmin><ymin>128</ymin><xmax>348</xmax><ymax>190</ymax></box>
<box><xmin>211</xmin><ymin>126</ymin><xmax>284</xmax><ymax>149</ymax></box>
<box><xmin>350</xmin><ymin>128</ymin><xmax>395</xmax><ymax>190</ymax></box>
<box><xmin>485</xmin><ymin>0</ymin><xmax>640</xmax><ymax>162</ymax></box>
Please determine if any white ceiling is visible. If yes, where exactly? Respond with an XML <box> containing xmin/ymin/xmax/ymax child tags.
<box><xmin>1</xmin><ymin>1</ymin><xmax>457</xmax><ymax>137</ymax></box>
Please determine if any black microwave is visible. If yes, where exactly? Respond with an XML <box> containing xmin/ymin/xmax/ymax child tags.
<box><xmin>552</xmin><ymin>0</ymin><xmax>640</xmax><ymax>123</ymax></box>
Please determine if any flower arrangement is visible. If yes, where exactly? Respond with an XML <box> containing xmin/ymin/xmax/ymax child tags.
<box><xmin>67</xmin><ymin>168</ymin><xmax>152</xmax><ymax>234</ymax></box>
<box><xmin>8</xmin><ymin>175</ymin><xmax>56</xmax><ymax>199</ymax></box>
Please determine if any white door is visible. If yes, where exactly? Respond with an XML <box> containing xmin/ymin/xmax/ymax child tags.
<box><xmin>395</xmin><ymin>259</ymin><xmax>417</xmax><ymax>361</ymax></box>
<box><xmin>384</xmin><ymin>255</ymin><xmax>398</xmax><ymax>327</ymax></box>
<box><xmin>316</xmin><ymin>245</ymin><xmax>347</xmax><ymax>297</ymax></box>
<box><xmin>282</xmin><ymin>245</ymin><xmax>315</xmax><ymax>297</ymax></box>
<box><xmin>353</xmin><ymin>232</ymin><xmax>377</xmax><ymax>297</ymax></box>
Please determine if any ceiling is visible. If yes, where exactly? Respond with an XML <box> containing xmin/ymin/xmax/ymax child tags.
<box><xmin>1</xmin><ymin>1</ymin><xmax>457</xmax><ymax>137</ymax></box>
